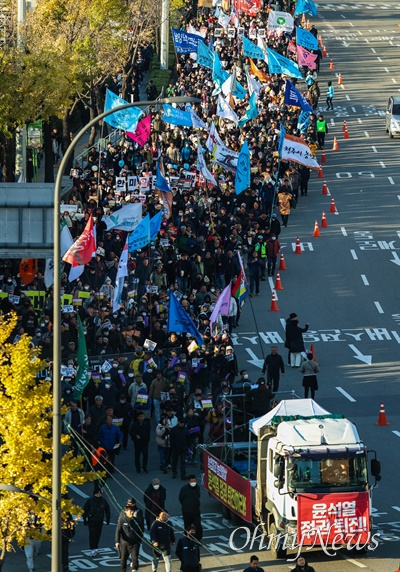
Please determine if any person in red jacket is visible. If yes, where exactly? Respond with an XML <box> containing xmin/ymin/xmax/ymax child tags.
<box><xmin>266</xmin><ymin>234</ymin><xmax>281</xmax><ymax>277</ymax></box>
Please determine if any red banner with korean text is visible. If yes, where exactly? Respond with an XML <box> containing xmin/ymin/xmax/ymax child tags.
<box><xmin>234</xmin><ymin>0</ymin><xmax>261</xmax><ymax>16</ymax></box>
<box><xmin>203</xmin><ymin>450</ymin><xmax>252</xmax><ymax>523</ymax></box>
<box><xmin>298</xmin><ymin>492</ymin><xmax>370</xmax><ymax>545</ymax></box>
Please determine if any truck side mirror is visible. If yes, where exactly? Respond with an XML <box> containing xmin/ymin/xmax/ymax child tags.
<box><xmin>274</xmin><ymin>463</ymin><xmax>284</xmax><ymax>479</ymax></box>
<box><xmin>371</xmin><ymin>458</ymin><xmax>381</xmax><ymax>477</ymax></box>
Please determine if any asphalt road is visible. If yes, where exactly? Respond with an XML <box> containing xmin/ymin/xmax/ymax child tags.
<box><xmin>4</xmin><ymin>1</ymin><xmax>399</xmax><ymax>572</ymax></box>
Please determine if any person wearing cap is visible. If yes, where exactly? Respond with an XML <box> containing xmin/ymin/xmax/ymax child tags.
<box><xmin>82</xmin><ymin>488</ymin><xmax>111</xmax><ymax>557</ymax></box>
<box><xmin>115</xmin><ymin>500</ymin><xmax>144</xmax><ymax>572</ymax></box>
<box><xmin>150</xmin><ymin>511</ymin><xmax>175</xmax><ymax>572</ymax></box>
<box><xmin>175</xmin><ymin>524</ymin><xmax>201</xmax><ymax>572</ymax></box>
<box><xmin>144</xmin><ymin>478</ymin><xmax>167</xmax><ymax>531</ymax></box>
<box><xmin>269</xmin><ymin>213</ymin><xmax>281</xmax><ymax>237</ymax></box>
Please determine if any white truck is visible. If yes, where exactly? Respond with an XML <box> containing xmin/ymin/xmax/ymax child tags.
<box><xmin>203</xmin><ymin>398</ymin><xmax>381</xmax><ymax>558</ymax></box>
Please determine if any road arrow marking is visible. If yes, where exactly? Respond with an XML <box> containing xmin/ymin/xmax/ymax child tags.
<box><xmin>390</xmin><ymin>252</ymin><xmax>400</xmax><ymax>266</ymax></box>
<box><xmin>245</xmin><ymin>348</ymin><xmax>264</xmax><ymax>368</ymax></box>
<box><xmin>348</xmin><ymin>344</ymin><xmax>372</xmax><ymax>365</ymax></box>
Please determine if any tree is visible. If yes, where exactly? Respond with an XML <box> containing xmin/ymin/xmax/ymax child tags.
<box><xmin>0</xmin><ymin>313</ymin><xmax>97</xmax><ymax>571</ymax></box>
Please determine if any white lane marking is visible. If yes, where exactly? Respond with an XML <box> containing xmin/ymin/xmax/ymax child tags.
<box><xmin>342</xmin><ymin>556</ymin><xmax>367</xmax><ymax>569</ymax></box>
<box><xmin>365</xmin><ymin>38</ymin><xmax>369</xmax><ymax>43</ymax></box>
<box><xmin>377</xmin><ymin>56</ymin><xmax>382</xmax><ymax>61</ymax></box>
<box><xmin>336</xmin><ymin>387</ymin><xmax>356</xmax><ymax>402</ymax></box>
<box><xmin>349</xmin><ymin>22</ymin><xmax>354</xmax><ymax>27</ymax></box>
<box><xmin>371</xmin><ymin>47</ymin><xmax>376</xmax><ymax>53</ymax></box>
<box><xmin>330</xmin><ymin>118</ymin><xmax>335</xmax><ymax>125</ymax></box>
<box><xmin>351</xmin><ymin>106</ymin><xmax>357</xmax><ymax>112</ymax></box>
<box><xmin>392</xmin><ymin>506</ymin><xmax>400</xmax><ymax>512</ymax></box>
<box><xmin>364</xmin><ymin>131</ymin><xmax>370</xmax><ymax>138</ymax></box>
<box><xmin>268</xmin><ymin>276</ymin><xmax>277</xmax><ymax>297</ymax></box>
<box><xmin>341</xmin><ymin>227</ymin><xmax>348</xmax><ymax>236</ymax></box>
<box><xmin>280</xmin><ymin>318</ymin><xmax>287</xmax><ymax>330</ymax></box>
<box><xmin>68</xmin><ymin>484</ymin><xmax>89</xmax><ymax>498</ymax></box>
<box><xmin>388</xmin><ymin>177</ymin><xmax>395</xmax><ymax>184</ymax></box>
<box><xmin>384</xmin><ymin>67</ymin><xmax>390</xmax><ymax>73</ymax></box>
<box><xmin>392</xmin><ymin>78</ymin><xmax>398</xmax><ymax>84</ymax></box>
<box><xmin>350</xmin><ymin>249</ymin><xmax>358</xmax><ymax>260</ymax></box>
<box><xmin>361</xmin><ymin>275</ymin><xmax>369</xmax><ymax>286</ymax></box>
<box><xmin>340</xmin><ymin>84</ymin><xmax>345</xmax><ymax>90</ymax></box>
<box><xmin>341</xmin><ymin>14</ymin><xmax>346</xmax><ymax>18</ymax></box>
<box><xmin>358</xmin><ymin>118</ymin><xmax>362</xmax><ymax>124</ymax></box>
<box><xmin>346</xmin><ymin>94</ymin><xmax>351</xmax><ymax>100</ymax></box>
<box><xmin>379</xmin><ymin>161</ymin><xmax>386</xmax><ymax>168</ymax></box>
<box><xmin>393</xmin><ymin>431</ymin><xmax>400</xmax><ymax>438</ymax></box>
<box><xmin>358</xmin><ymin>30</ymin><xmax>363</xmax><ymax>36</ymax></box>
<box><xmin>374</xmin><ymin>301</ymin><xmax>384</xmax><ymax>314</ymax></box>
<box><xmin>372</xmin><ymin>146</ymin><xmax>378</xmax><ymax>152</ymax></box>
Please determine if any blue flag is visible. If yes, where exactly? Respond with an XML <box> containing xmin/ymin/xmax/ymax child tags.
<box><xmin>242</xmin><ymin>36</ymin><xmax>266</xmax><ymax>61</ymax></box>
<box><xmin>197</xmin><ymin>40</ymin><xmax>213</xmax><ymax>69</ymax></box>
<box><xmin>150</xmin><ymin>210</ymin><xmax>163</xmax><ymax>242</ymax></box>
<box><xmin>212</xmin><ymin>52</ymin><xmax>229</xmax><ymax>90</ymax></box>
<box><xmin>104</xmin><ymin>89</ymin><xmax>143</xmax><ymax>132</ymax></box>
<box><xmin>284</xmin><ymin>80</ymin><xmax>314</xmax><ymax>112</ymax></box>
<box><xmin>156</xmin><ymin>163</ymin><xmax>171</xmax><ymax>192</ymax></box>
<box><xmin>297</xmin><ymin>110</ymin><xmax>311</xmax><ymax>133</ymax></box>
<box><xmin>235</xmin><ymin>141</ymin><xmax>250</xmax><ymax>195</ymax></box>
<box><xmin>128</xmin><ymin>214</ymin><xmax>150</xmax><ymax>252</ymax></box>
<box><xmin>278</xmin><ymin>125</ymin><xmax>286</xmax><ymax>158</ymax></box>
<box><xmin>208</xmin><ymin>36</ymin><xmax>214</xmax><ymax>52</ymax></box>
<box><xmin>294</xmin><ymin>0</ymin><xmax>318</xmax><ymax>16</ymax></box>
<box><xmin>267</xmin><ymin>48</ymin><xmax>303</xmax><ymax>79</ymax></box>
<box><xmin>238</xmin><ymin>93</ymin><xmax>258</xmax><ymax>127</ymax></box>
<box><xmin>167</xmin><ymin>291</ymin><xmax>204</xmax><ymax>346</ymax></box>
<box><xmin>162</xmin><ymin>105</ymin><xmax>192</xmax><ymax>127</ymax></box>
<box><xmin>295</xmin><ymin>26</ymin><xmax>318</xmax><ymax>51</ymax></box>
<box><xmin>172</xmin><ymin>28</ymin><xmax>200</xmax><ymax>53</ymax></box>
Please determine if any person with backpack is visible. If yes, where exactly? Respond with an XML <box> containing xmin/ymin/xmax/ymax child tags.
<box><xmin>82</xmin><ymin>488</ymin><xmax>111</xmax><ymax>557</ymax></box>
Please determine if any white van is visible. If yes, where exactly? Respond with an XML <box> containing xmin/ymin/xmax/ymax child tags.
<box><xmin>385</xmin><ymin>96</ymin><xmax>400</xmax><ymax>138</ymax></box>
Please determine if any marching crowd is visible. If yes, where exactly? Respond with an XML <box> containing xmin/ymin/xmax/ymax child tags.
<box><xmin>2</xmin><ymin>0</ymin><xmax>330</xmax><ymax>569</ymax></box>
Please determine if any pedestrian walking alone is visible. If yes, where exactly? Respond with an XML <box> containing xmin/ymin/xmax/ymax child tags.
<box><xmin>261</xmin><ymin>346</ymin><xmax>285</xmax><ymax>393</ymax></box>
<box><xmin>82</xmin><ymin>488</ymin><xmax>111</xmax><ymax>557</ymax></box>
<box><xmin>179</xmin><ymin>475</ymin><xmax>202</xmax><ymax>541</ymax></box>
<box><xmin>299</xmin><ymin>352</ymin><xmax>320</xmax><ymax>399</ymax></box>
<box><xmin>326</xmin><ymin>81</ymin><xmax>335</xmax><ymax>110</ymax></box>
<box><xmin>316</xmin><ymin>114</ymin><xmax>328</xmax><ymax>148</ymax></box>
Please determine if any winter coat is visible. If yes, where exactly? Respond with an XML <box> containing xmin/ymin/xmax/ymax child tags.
<box><xmin>179</xmin><ymin>484</ymin><xmax>201</xmax><ymax>514</ymax></box>
<box><xmin>150</xmin><ymin>519</ymin><xmax>175</xmax><ymax>551</ymax></box>
<box><xmin>278</xmin><ymin>192</ymin><xmax>292</xmax><ymax>215</ymax></box>
<box><xmin>290</xmin><ymin>564</ymin><xmax>316</xmax><ymax>572</ymax></box>
<box><xmin>287</xmin><ymin>322</ymin><xmax>309</xmax><ymax>353</ymax></box>
<box><xmin>170</xmin><ymin>424</ymin><xmax>190</xmax><ymax>453</ymax></box>
<box><xmin>156</xmin><ymin>423</ymin><xmax>171</xmax><ymax>448</ymax></box>
<box><xmin>266</xmin><ymin>238</ymin><xmax>280</xmax><ymax>258</ymax></box>
<box><xmin>115</xmin><ymin>509</ymin><xmax>144</xmax><ymax>545</ymax></box>
<box><xmin>175</xmin><ymin>536</ymin><xmax>201</xmax><ymax>566</ymax></box>
<box><xmin>83</xmin><ymin>496</ymin><xmax>110</xmax><ymax>526</ymax></box>
<box><xmin>129</xmin><ymin>418</ymin><xmax>151</xmax><ymax>445</ymax></box>
<box><xmin>299</xmin><ymin>360</ymin><xmax>319</xmax><ymax>376</ymax></box>
<box><xmin>97</xmin><ymin>423</ymin><xmax>123</xmax><ymax>451</ymax></box>
<box><xmin>144</xmin><ymin>484</ymin><xmax>167</xmax><ymax>521</ymax></box>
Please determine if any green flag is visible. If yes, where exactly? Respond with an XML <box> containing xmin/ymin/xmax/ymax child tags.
<box><xmin>73</xmin><ymin>316</ymin><xmax>90</xmax><ymax>400</ymax></box>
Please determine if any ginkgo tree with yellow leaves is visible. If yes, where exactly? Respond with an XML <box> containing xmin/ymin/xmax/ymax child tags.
<box><xmin>0</xmin><ymin>313</ymin><xmax>97</xmax><ymax>571</ymax></box>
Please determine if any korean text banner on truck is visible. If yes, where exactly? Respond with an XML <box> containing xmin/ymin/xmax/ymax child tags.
<box><xmin>298</xmin><ymin>492</ymin><xmax>370</xmax><ymax>545</ymax></box>
<box><xmin>203</xmin><ymin>450</ymin><xmax>252</xmax><ymax>523</ymax></box>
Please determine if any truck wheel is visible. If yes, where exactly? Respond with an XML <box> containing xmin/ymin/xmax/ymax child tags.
<box><xmin>269</xmin><ymin>522</ymin><xmax>287</xmax><ymax>559</ymax></box>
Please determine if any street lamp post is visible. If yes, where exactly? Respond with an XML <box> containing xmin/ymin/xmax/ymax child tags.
<box><xmin>52</xmin><ymin>96</ymin><xmax>199</xmax><ymax>572</ymax></box>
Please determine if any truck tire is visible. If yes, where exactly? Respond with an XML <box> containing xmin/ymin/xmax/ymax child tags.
<box><xmin>269</xmin><ymin>522</ymin><xmax>287</xmax><ymax>559</ymax></box>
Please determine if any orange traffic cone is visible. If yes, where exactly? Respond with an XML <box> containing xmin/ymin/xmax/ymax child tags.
<box><xmin>294</xmin><ymin>237</ymin><xmax>303</xmax><ymax>254</ymax></box>
<box><xmin>329</xmin><ymin>59</ymin><xmax>334</xmax><ymax>70</ymax></box>
<box><xmin>301</xmin><ymin>13</ymin><xmax>306</xmax><ymax>23</ymax></box>
<box><xmin>342</xmin><ymin>120</ymin><xmax>347</xmax><ymax>132</ymax></box>
<box><xmin>329</xmin><ymin>197</ymin><xmax>337</xmax><ymax>213</ymax></box>
<box><xmin>270</xmin><ymin>290</ymin><xmax>279</xmax><ymax>312</ymax></box>
<box><xmin>321</xmin><ymin>180</ymin><xmax>328</xmax><ymax>195</ymax></box>
<box><xmin>318</xmin><ymin>35</ymin><xmax>323</xmax><ymax>47</ymax></box>
<box><xmin>321</xmin><ymin>150</ymin><xmax>327</xmax><ymax>163</ymax></box>
<box><xmin>376</xmin><ymin>402</ymin><xmax>389</xmax><ymax>426</ymax></box>
<box><xmin>338</xmin><ymin>73</ymin><xmax>343</xmax><ymax>85</ymax></box>
<box><xmin>321</xmin><ymin>211</ymin><xmax>328</xmax><ymax>228</ymax></box>
<box><xmin>307</xmin><ymin>20</ymin><xmax>311</xmax><ymax>30</ymax></box>
<box><xmin>310</xmin><ymin>344</ymin><xmax>317</xmax><ymax>362</ymax></box>
<box><xmin>279</xmin><ymin>253</ymin><xmax>287</xmax><ymax>270</ymax></box>
<box><xmin>274</xmin><ymin>273</ymin><xmax>283</xmax><ymax>290</ymax></box>
<box><xmin>313</xmin><ymin>220</ymin><xmax>321</xmax><ymax>237</ymax></box>
<box><xmin>332</xmin><ymin>137</ymin><xmax>339</xmax><ymax>151</ymax></box>
<box><xmin>318</xmin><ymin>166</ymin><xmax>324</xmax><ymax>178</ymax></box>
<box><xmin>344</xmin><ymin>125</ymin><xmax>350</xmax><ymax>139</ymax></box>
<box><xmin>323</xmin><ymin>45</ymin><xmax>328</xmax><ymax>57</ymax></box>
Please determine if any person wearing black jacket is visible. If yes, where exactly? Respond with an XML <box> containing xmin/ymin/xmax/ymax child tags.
<box><xmin>82</xmin><ymin>489</ymin><xmax>111</xmax><ymax>557</ymax></box>
<box><xmin>170</xmin><ymin>418</ymin><xmax>190</xmax><ymax>479</ymax></box>
<box><xmin>150</xmin><ymin>512</ymin><xmax>175</xmax><ymax>572</ymax></box>
<box><xmin>115</xmin><ymin>501</ymin><xmax>144</xmax><ymax>572</ymax></box>
<box><xmin>242</xmin><ymin>554</ymin><xmax>265</xmax><ymax>572</ymax></box>
<box><xmin>290</xmin><ymin>555</ymin><xmax>316</xmax><ymax>572</ymax></box>
<box><xmin>179</xmin><ymin>475</ymin><xmax>202</xmax><ymax>541</ymax></box>
<box><xmin>129</xmin><ymin>411</ymin><xmax>151</xmax><ymax>474</ymax></box>
<box><xmin>175</xmin><ymin>524</ymin><xmax>201</xmax><ymax>572</ymax></box>
<box><xmin>261</xmin><ymin>346</ymin><xmax>285</xmax><ymax>393</ymax></box>
<box><xmin>143</xmin><ymin>479</ymin><xmax>167</xmax><ymax>531</ymax></box>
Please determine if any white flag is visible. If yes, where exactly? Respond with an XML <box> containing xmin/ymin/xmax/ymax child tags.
<box><xmin>221</xmin><ymin>67</ymin><xmax>237</xmax><ymax>97</ymax></box>
<box><xmin>60</xmin><ymin>218</ymin><xmax>74</xmax><ymax>257</ymax></box>
<box><xmin>44</xmin><ymin>258</ymin><xmax>54</xmax><ymax>288</ymax></box>
<box><xmin>281</xmin><ymin>134</ymin><xmax>320</xmax><ymax>170</ymax></box>
<box><xmin>216</xmin><ymin>94</ymin><xmax>238</xmax><ymax>124</ymax></box>
<box><xmin>69</xmin><ymin>265</ymin><xmax>84</xmax><ymax>282</ymax></box>
<box><xmin>197</xmin><ymin>144</ymin><xmax>217</xmax><ymax>186</ymax></box>
<box><xmin>267</xmin><ymin>11</ymin><xmax>294</xmax><ymax>33</ymax></box>
<box><xmin>102</xmin><ymin>203</ymin><xmax>142</xmax><ymax>232</ymax></box>
<box><xmin>246</xmin><ymin>71</ymin><xmax>262</xmax><ymax>98</ymax></box>
<box><xmin>211</xmin><ymin>143</ymin><xmax>239</xmax><ymax>173</ymax></box>
<box><xmin>257</xmin><ymin>36</ymin><xmax>268</xmax><ymax>62</ymax></box>
<box><xmin>113</xmin><ymin>237</ymin><xmax>129</xmax><ymax>312</ymax></box>
<box><xmin>218</xmin><ymin>11</ymin><xmax>231</xmax><ymax>29</ymax></box>
<box><xmin>206</xmin><ymin>122</ymin><xmax>224</xmax><ymax>152</ymax></box>
<box><xmin>187</xmin><ymin>23</ymin><xmax>206</xmax><ymax>37</ymax></box>
<box><xmin>190</xmin><ymin>107</ymin><xmax>208</xmax><ymax>129</ymax></box>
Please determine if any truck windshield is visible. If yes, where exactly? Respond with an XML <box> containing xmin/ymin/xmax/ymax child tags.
<box><xmin>287</xmin><ymin>456</ymin><xmax>368</xmax><ymax>490</ymax></box>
